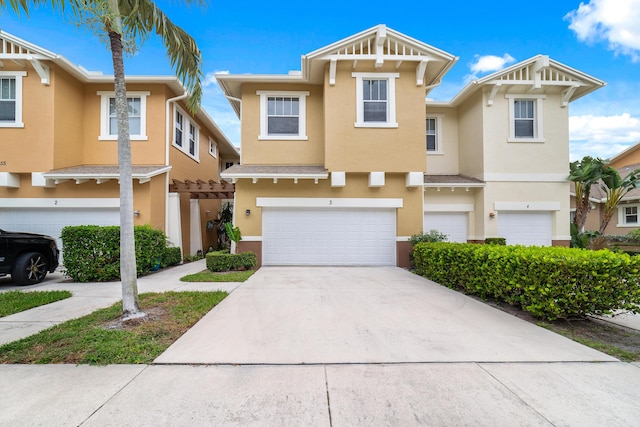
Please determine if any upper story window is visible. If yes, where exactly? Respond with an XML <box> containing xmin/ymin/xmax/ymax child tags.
<box><xmin>506</xmin><ymin>94</ymin><xmax>545</xmax><ymax>143</ymax></box>
<box><xmin>209</xmin><ymin>137</ymin><xmax>217</xmax><ymax>158</ymax></box>
<box><xmin>175</xmin><ymin>110</ymin><xmax>184</xmax><ymax>147</ymax></box>
<box><xmin>257</xmin><ymin>90</ymin><xmax>308</xmax><ymax>140</ymax></box>
<box><xmin>0</xmin><ymin>71</ymin><xmax>26</xmax><ymax>128</ymax></box>
<box><xmin>98</xmin><ymin>91</ymin><xmax>149</xmax><ymax>140</ymax></box>
<box><xmin>353</xmin><ymin>72</ymin><xmax>398</xmax><ymax>128</ymax></box>
<box><xmin>426</xmin><ymin>115</ymin><xmax>444</xmax><ymax>154</ymax></box>
<box><xmin>619</xmin><ymin>205</ymin><xmax>639</xmax><ymax>226</ymax></box>
<box><xmin>172</xmin><ymin>105</ymin><xmax>199</xmax><ymax>161</ymax></box>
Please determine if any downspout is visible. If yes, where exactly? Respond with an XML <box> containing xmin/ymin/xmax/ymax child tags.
<box><xmin>223</xmin><ymin>94</ymin><xmax>242</xmax><ymax>253</ymax></box>
<box><xmin>165</xmin><ymin>91</ymin><xmax>189</xmax><ymax>243</ymax></box>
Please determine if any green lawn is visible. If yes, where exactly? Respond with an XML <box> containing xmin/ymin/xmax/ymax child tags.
<box><xmin>0</xmin><ymin>290</ymin><xmax>72</xmax><ymax>317</ymax></box>
<box><xmin>180</xmin><ymin>269</ymin><xmax>256</xmax><ymax>282</ymax></box>
<box><xmin>0</xmin><ymin>291</ymin><xmax>227</xmax><ymax>365</ymax></box>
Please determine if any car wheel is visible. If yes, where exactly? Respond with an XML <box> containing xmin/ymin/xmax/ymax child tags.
<box><xmin>12</xmin><ymin>252</ymin><xmax>49</xmax><ymax>285</ymax></box>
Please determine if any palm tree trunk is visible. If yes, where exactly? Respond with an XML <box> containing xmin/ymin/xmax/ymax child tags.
<box><xmin>108</xmin><ymin>30</ymin><xmax>145</xmax><ymax>320</ymax></box>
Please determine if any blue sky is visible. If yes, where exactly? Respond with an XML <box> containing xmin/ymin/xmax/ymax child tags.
<box><xmin>2</xmin><ymin>0</ymin><xmax>639</xmax><ymax>161</ymax></box>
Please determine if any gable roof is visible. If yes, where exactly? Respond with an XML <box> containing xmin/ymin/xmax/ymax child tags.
<box><xmin>609</xmin><ymin>140</ymin><xmax>640</xmax><ymax>166</ymax></box>
<box><xmin>450</xmin><ymin>55</ymin><xmax>605</xmax><ymax>106</ymax></box>
<box><xmin>216</xmin><ymin>24</ymin><xmax>458</xmax><ymax>116</ymax></box>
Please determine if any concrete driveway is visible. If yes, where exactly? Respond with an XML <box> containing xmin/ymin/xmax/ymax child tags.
<box><xmin>156</xmin><ymin>266</ymin><xmax>614</xmax><ymax>364</ymax></box>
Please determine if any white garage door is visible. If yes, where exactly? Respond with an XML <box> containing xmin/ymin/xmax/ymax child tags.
<box><xmin>423</xmin><ymin>212</ymin><xmax>468</xmax><ymax>243</ymax></box>
<box><xmin>262</xmin><ymin>207</ymin><xmax>396</xmax><ymax>266</ymax></box>
<box><xmin>0</xmin><ymin>207</ymin><xmax>120</xmax><ymax>257</ymax></box>
<box><xmin>498</xmin><ymin>212</ymin><xmax>552</xmax><ymax>246</ymax></box>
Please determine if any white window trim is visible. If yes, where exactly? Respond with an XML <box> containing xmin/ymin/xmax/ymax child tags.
<box><xmin>352</xmin><ymin>72</ymin><xmax>399</xmax><ymax>128</ymax></box>
<box><xmin>426</xmin><ymin>114</ymin><xmax>444</xmax><ymax>154</ymax></box>
<box><xmin>172</xmin><ymin>104</ymin><xmax>200</xmax><ymax>161</ymax></box>
<box><xmin>0</xmin><ymin>71</ymin><xmax>26</xmax><ymax>128</ymax></box>
<box><xmin>618</xmin><ymin>204</ymin><xmax>640</xmax><ymax>227</ymax></box>
<box><xmin>97</xmin><ymin>91</ymin><xmax>149</xmax><ymax>141</ymax></box>
<box><xmin>257</xmin><ymin>90</ymin><xmax>309</xmax><ymax>140</ymax></box>
<box><xmin>506</xmin><ymin>94</ymin><xmax>545</xmax><ymax>143</ymax></box>
<box><xmin>209</xmin><ymin>137</ymin><xmax>217</xmax><ymax>158</ymax></box>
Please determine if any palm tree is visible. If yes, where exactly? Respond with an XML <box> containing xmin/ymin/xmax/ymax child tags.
<box><xmin>569</xmin><ymin>156</ymin><xmax>606</xmax><ymax>232</ymax></box>
<box><xmin>2</xmin><ymin>0</ymin><xmax>204</xmax><ymax>320</ymax></box>
<box><xmin>598</xmin><ymin>166</ymin><xmax>640</xmax><ymax>234</ymax></box>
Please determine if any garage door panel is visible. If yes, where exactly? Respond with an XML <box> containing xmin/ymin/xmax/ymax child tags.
<box><xmin>262</xmin><ymin>207</ymin><xmax>396</xmax><ymax>266</ymax></box>
<box><xmin>498</xmin><ymin>212</ymin><xmax>552</xmax><ymax>246</ymax></box>
<box><xmin>423</xmin><ymin>212</ymin><xmax>468</xmax><ymax>243</ymax></box>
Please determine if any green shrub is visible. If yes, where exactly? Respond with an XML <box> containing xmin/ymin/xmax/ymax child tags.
<box><xmin>484</xmin><ymin>237</ymin><xmax>506</xmax><ymax>245</ymax></box>
<box><xmin>409</xmin><ymin>230</ymin><xmax>448</xmax><ymax>246</ymax></box>
<box><xmin>161</xmin><ymin>247</ymin><xmax>182</xmax><ymax>268</ymax></box>
<box><xmin>206</xmin><ymin>251</ymin><xmax>257</xmax><ymax>272</ymax></box>
<box><xmin>412</xmin><ymin>242</ymin><xmax>640</xmax><ymax>320</ymax></box>
<box><xmin>61</xmin><ymin>225</ymin><xmax>175</xmax><ymax>282</ymax></box>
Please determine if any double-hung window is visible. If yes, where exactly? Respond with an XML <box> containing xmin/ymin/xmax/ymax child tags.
<box><xmin>353</xmin><ymin>72</ymin><xmax>398</xmax><ymax>128</ymax></box>
<box><xmin>506</xmin><ymin>94</ymin><xmax>545</xmax><ymax>142</ymax></box>
<box><xmin>257</xmin><ymin>91</ymin><xmax>308</xmax><ymax>140</ymax></box>
<box><xmin>426</xmin><ymin>115</ymin><xmax>444</xmax><ymax>154</ymax></box>
<box><xmin>0</xmin><ymin>72</ymin><xmax>26</xmax><ymax>128</ymax></box>
<box><xmin>173</xmin><ymin>105</ymin><xmax>200</xmax><ymax>160</ymax></box>
<box><xmin>98</xmin><ymin>91</ymin><xmax>149</xmax><ymax>140</ymax></box>
<box><xmin>620</xmin><ymin>205</ymin><xmax>639</xmax><ymax>226</ymax></box>
<box><xmin>209</xmin><ymin>137</ymin><xmax>217</xmax><ymax>158</ymax></box>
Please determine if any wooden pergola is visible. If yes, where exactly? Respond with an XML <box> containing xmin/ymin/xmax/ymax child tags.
<box><xmin>170</xmin><ymin>179</ymin><xmax>235</xmax><ymax>199</ymax></box>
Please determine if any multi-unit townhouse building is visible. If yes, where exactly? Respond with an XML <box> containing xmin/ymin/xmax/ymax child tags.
<box><xmin>218</xmin><ymin>24</ymin><xmax>604</xmax><ymax>267</ymax></box>
<box><xmin>0</xmin><ymin>31</ymin><xmax>239</xmax><ymax>258</ymax></box>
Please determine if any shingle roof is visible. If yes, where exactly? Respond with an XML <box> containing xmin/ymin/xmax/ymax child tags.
<box><xmin>424</xmin><ymin>174</ymin><xmax>485</xmax><ymax>186</ymax></box>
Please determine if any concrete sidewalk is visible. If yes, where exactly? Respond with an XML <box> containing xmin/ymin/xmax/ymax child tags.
<box><xmin>1</xmin><ymin>362</ymin><xmax>640</xmax><ymax>426</ymax></box>
<box><xmin>0</xmin><ymin>259</ymin><xmax>239</xmax><ymax>345</ymax></box>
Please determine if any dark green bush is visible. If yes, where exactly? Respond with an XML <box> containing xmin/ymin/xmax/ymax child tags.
<box><xmin>412</xmin><ymin>242</ymin><xmax>640</xmax><ymax>320</ymax></box>
<box><xmin>206</xmin><ymin>251</ymin><xmax>257</xmax><ymax>272</ymax></box>
<box><xmin>61</xmin><ymin>225</ymin><xmax>178</xmax><ymax>282</ymax></box>
<box><xmin>484</xmin><ymin>237</ymin><xmax>506</xmax><ymax>245</ymax></box>
<box><xmin>161</xmin><ymin>247</ymin><xmax>182</xmax><ymax>268</ymax></box>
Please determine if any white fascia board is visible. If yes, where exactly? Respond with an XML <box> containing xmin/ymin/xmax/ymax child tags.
<box><xmin>424</xmin><ymin>204</ymin><xmax>475</xmax><ymax>212</ymax></box>
<box><xmin>423</xmin><ymin>183</ymin><xmax>485</xmax><ymax>188</ymax></box>
<box><xmin>257</xmin><ymin>197</ymin><xmax>403</xmax><ymax>208</ymax></box>
<box><xmin>494</xmin><ymin>202</ymin><xmax>561</xmax><ymax>211</ymax></box>
<box><xmin>482</xmin><ymin>173</ymin><xmax>568</xmax><ymax>182</ymax></box>
<box><xmin>221</xmin><ymin>173</ymin><xmax>329</xmax><ymax>180</ymax></box>
<box><xmin>1</xmin><ymin>198</ymin><xmax>120</xmax><ymax>208</ymax></box>
<box><xmin>43</xmin><ymin>166</ymin><xmax>171</xmax><ymax>182</ymax></box>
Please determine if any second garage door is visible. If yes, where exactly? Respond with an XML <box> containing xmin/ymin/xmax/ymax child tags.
<box><xmin>423</xmin><ymin>212</ymin><xmax>468</xmax><ymax>243</ymax></box>
<box><xmin>262</xmin><ymin>207</ymin><xmax>396</xmax><ymax>266</ymax></box>
<box><xmin>498</xmin><ymin>212</ymin><xmax>552</xmax><ymax>246</ymax></box>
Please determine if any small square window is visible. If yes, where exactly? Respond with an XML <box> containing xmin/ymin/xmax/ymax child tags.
<box><xmin>506</xmin><ymin>95</ymin><xmax>545</xmax><ymax>143</ymax></box>
<box><xmin>98</xmin><ymin>91</ymin><xmax>148</xmax><ymax>140</ymax></box>
<box><xmin>625</xmin><ymin>206</ymin><xmax>638</xmax><ymax>224</ymax></box>
<box><xmin>0</xmin><ymin>71</ymin><xmax>25</xmax><ymax>128</ymax></box>
<box><xmin>257</xmin><ymin>91</ymin><xmax>308</xmax><ymax>140</ymax></box>
<box><xmin>353</xmin><ymin>72</ymin><xmax>398</xmax><ymax>128</ymax></box>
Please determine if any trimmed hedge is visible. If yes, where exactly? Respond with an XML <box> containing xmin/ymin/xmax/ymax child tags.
<box><xmin>161</xmin><ymin>247</ymin><xmax>182</xmax><ymax>268</ymax></box>
<box><xmin>484</xmin><ymin>237</ymin><xmax>506</xmax><ymax>245</ymax></box>
<box><xmin>412</xmin><ymin>242</ymin><xmax>640</xmax><ymax>320</ymax></box>
<box><xmin>206</xmin><ymin>251</ymin><xmax>257</xmax><ymax>272</ymax></box>
<box><xmin>61</xmin><ymin>225</ymin><xmax>181</xmax><ymax>282</ymax></box>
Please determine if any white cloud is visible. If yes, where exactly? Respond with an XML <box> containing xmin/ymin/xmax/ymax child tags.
<box><xmin>565</xmin><ymin>0</ymin><xmax>640</xmax><ymax>61</ymax></box>
<box><xmin>569</xmin><ymin>113</ymin><xmax>640</xmax><ymax>160</ymax></box>
<box><xmin>464</xmin><ymin>54</ymin><xmax>516</xmax><ymax>83</ymax></box>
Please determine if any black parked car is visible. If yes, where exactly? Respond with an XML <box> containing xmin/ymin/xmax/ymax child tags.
<box><xmin>0</xmin><ymin>229</ymin><xmax>60</xmax><ymax>285</ymax></box>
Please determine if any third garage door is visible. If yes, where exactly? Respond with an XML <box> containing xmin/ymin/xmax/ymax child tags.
<box><xmin>262</xmin><ymin>207</ymin><xmax>396</xmax><ymax>266</ymax></box>
<box><xmin>498</xmin><ymin>212</ymin><xmax>552</xmax><ymax>246</ymax></box>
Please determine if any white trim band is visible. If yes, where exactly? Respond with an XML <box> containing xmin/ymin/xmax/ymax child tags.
<box><xmin>0</xmin><ymin>198</ymin><xmax>120</xmax><ymax>208</ymax></box>
<box><xmin>494</xmin><ymin>202</ymin><xmax>561</xmax><ymax>211</ymax></box>
<box><xmin>256</xmin><ymin>197</ymin><xmax>403</xmax><ymax>208</ymax></box>
<box><xmin>424</xmin><ymin>204</ymin><xmax>474</xmax><ymax>212</ymax></box>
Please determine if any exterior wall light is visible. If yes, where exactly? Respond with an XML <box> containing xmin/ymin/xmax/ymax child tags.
<box><xmin>245</xmin><ymin>209</ymin><xmax>251</xmax><ymax>216</ymax></box>
<box><xmin>133</xmin><ymin>210</ymin><xmax>140</xmax><ymax>217</ymax></box>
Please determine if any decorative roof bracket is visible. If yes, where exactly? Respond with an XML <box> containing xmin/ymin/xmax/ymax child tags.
<box><xmin>28</xmin><ymin>58</ymin><xmax>50</xmax><ymax>85</ymax></box>
<box><xmin>562</xmin><ymin>84</ymin><xmax>579</xmax><ymax>108</ymax></box>
<box><xmin>531</xmin><ymin>55</ymin><xmax>549</xmax><ymax>90</ymax></box>
<box><xmin>329</xmin><ymin>58</ymin><xmax>337</xmax><ymax>85</ymax></box>
<box><xmin>487</xmin><ymin>83</ymin><xmax>501</xmax><ymax>106</ymax></box>
<box><xmin>416</xmin><ymin>59</ymin><xmax>429</xmax><ymax>86</ymax></box>
<box><xmin>374</xmin><ymin>25</ymin><xmax>387</xmax><ymax>68</ymax></box>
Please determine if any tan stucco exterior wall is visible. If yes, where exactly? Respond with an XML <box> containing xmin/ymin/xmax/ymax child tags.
<box><xmin>457</xmin><ymin>91</ymin><xmax>484</xmax><ymax>179</ymax></box>
<box><xmin>324</xmin><ymin>62</ymin><xmax>427</xmax><ymax>173</ymax></box>
<box><xmin>425</xmin><ymin>106</ymin><xmax>459</xmax><ymax>174</ymax></box>
<box><xmin>233</xmin><ymin>173</ymin><xmax>422</xmax><ymax>238</ymax></box>
<box><xmin>240</xmin><ymin>83</ymin><xmax>324</xmax><ymax>165</ymax></box>
<box><xmin>52</xmin><ymin>65</ymin><xmax>85</xmax><ymax>170</ymax></box>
